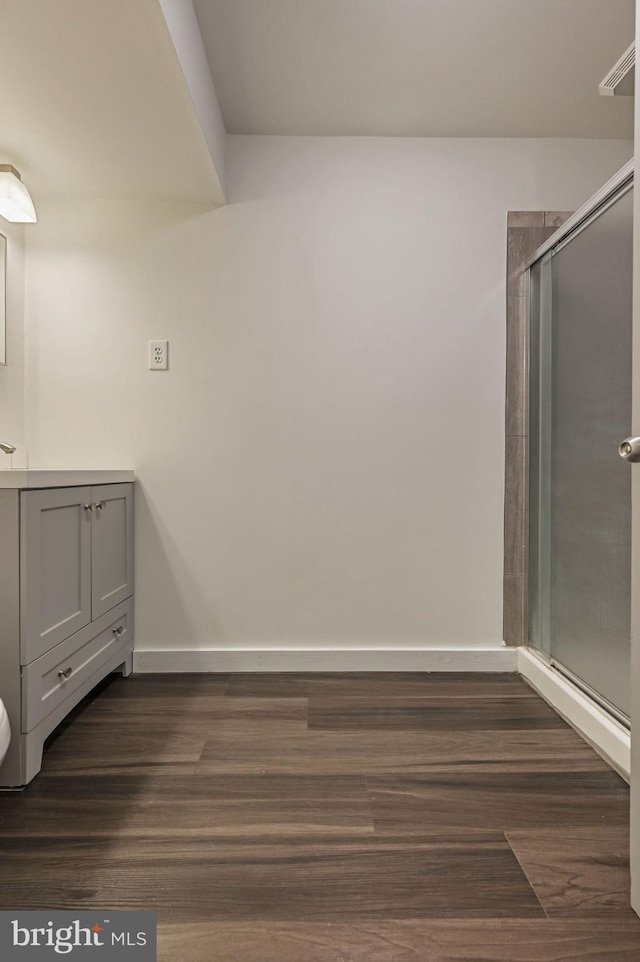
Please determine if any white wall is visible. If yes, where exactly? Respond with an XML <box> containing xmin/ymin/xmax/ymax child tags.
<box><xmin>23</xmin><ymin>136</ymin><xmax>632</xmax><ymax>657</ymax></box>
<box><xmin>0</xmin><ymin>221</ymin><xmax>25</xmax><ymax>459</ymax></box>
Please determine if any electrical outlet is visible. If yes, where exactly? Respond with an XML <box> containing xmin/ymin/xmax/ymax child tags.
<box><xmin>148</xmin><ymin>340</ymin><xmax>168</xmax><ymax>371</ymax></box>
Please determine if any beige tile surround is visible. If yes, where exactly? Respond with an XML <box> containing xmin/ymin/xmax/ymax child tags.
<box><xmin>503</xmin><ymin>211</ymin><xmax>572</xmax><ymax>645</ymax></box>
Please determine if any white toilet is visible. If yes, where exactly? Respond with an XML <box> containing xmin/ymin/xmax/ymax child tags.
<box><xmin>0</xmin><ymin>698</ymin><xmax>10</xmax><ymax>767</ymax></box>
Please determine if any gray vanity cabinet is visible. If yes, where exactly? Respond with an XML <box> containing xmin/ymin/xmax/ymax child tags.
<box><xmin>20</xmin><ymin>484</ymin><xmax>134</xmax><ymax>662</ymax></box>
<box><xmin>0</xmin><ymin>480</ymin><xmax>134</xmax><ymax>788</ymax></box>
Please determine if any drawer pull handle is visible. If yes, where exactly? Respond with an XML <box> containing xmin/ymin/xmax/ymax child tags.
<box><xmin>112</xmin><ymin>626</ymin><xmax>125</xmax><ymax>636</ymax></box>
<box><xmin>57</xmin><ymin>667</ymin><xmax>73</xmax><ymax>680</ymax></box>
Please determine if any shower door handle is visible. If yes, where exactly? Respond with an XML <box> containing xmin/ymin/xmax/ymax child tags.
<box><xmin>619</xmin><ymin>437</ymin><xmax>640</xmax><ymax>462</ymax></box>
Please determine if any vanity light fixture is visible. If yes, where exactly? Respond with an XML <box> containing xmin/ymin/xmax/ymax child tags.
<box><xmin>0</xmin><ymin>165</ymin><xmax>37</xmax><ymax>223</ymax></box>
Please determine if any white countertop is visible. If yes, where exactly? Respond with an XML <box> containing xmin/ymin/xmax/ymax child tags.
<box><xmin>0</xmin><ymin>469</ymin><xmax>135</xmax><ymax>489</ymax></box>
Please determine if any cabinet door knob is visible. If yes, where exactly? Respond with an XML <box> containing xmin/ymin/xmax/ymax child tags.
<box><xmin>112</xmin><ymin>626</ymin><xmax>125</xmax><ymax>636</ymax></box>
<box><xmin>96</xmin><ymin>501</ymin><xmax>106</xmax><ymax>511</ymax></box>
<box><xmin>84</xmin><ymin>503</ymin><xmax>96</xmax><ymax>512</ymax></box>
<box><xmin>57</xmin><ymin>667</ymin><xmax>73</xmax><ymax>680</ymax></box>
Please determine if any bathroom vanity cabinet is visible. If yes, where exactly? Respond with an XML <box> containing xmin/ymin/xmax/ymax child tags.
<box><xmin>0</xmin><ymin>472</ymin><xmax>135</xmax><ymax>787</ymax></box>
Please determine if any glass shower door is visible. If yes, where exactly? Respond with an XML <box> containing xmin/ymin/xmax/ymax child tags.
<box><xmin>529</xmin><ymin>184</ymin><xmax>633</xmax><ymax>720</ymax></box>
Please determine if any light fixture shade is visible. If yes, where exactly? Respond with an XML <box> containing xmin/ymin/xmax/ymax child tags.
<box><xmin>0</xmin><ymin>165</ymin><xmax>37</xmax><ymax>223</ymax></box>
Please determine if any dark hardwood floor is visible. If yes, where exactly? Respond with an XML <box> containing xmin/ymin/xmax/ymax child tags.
<box><xmin>0</xmin><ymin>671</ymin><xmax>638</xmax><ymax>961</ymax></box>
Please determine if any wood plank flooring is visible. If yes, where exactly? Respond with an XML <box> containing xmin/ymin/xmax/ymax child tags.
<box><xmin>0</xmin><ymin>671</ymin><xmax>638</xmax><ymax>961</ymax></box>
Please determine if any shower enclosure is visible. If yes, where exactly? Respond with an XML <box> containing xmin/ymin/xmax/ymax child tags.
<box><xmin>527</xmin><ymin>165</ymin><xmax>634</xmax><ymax>723</ymax></box>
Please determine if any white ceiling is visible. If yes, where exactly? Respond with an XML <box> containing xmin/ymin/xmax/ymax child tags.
<box><xmin>192</xmin><ymin>0</ymin><xmax>635</xmax><ymax>138</ymax></box>
<box><xmin>0</xmin><ymin>0</ymin><xmax>633</xmax><ymax>206</ymax></box>
<box><xmin>0</xmin><ymin>0</ymin><xmax>220</xmax><ymax>203</ymax></box>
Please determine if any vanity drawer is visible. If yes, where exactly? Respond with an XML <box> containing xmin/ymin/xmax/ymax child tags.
<box><xmin>21</xmin><ymin>598</ymin><xmax>132</xmax><ymax>732</ymax></box>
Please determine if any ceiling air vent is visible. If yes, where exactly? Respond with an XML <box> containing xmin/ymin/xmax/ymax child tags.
<box><xmin>599</xmin><ymin>42</ymin><xmax>635</xmax><ymax>96</ymax></box>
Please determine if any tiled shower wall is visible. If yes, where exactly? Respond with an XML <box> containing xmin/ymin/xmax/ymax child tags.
<box><xmin>503</xmin><ymin>211</ymin><xmax>572</xmax><ymax>645</ymax></box>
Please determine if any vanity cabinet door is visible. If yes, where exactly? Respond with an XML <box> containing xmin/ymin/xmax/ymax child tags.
<box><xmin>91</xmin><ymin>483</ymin><xmax>134</xmax><ymax>619</ymax></box>
<box><xmin>20</xmin><ymin>487</ymin><xmax>93</xmax><ymax>664</ymax></box>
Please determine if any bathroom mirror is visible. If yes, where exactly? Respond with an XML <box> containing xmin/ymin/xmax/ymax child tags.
<box><xmin>0</xmin><ymin>232</ymin><xmax>5</xmax><ymax>365</ymax></box>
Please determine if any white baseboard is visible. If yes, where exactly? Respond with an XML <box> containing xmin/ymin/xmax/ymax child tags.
<box><xmin>517</xmin><ymin>647</ymin><xmax>630</xmax><ymax>781</ymax></box>
<box><xmin>133</xmin><ymin>646</ymin><xmax>518</xmax><ymax>674</ymax></box>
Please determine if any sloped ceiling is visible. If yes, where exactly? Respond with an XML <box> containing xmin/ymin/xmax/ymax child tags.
<box><xmin>193</xmin><ymin>0</ymin><xmax>635</xmax><ymax>138</ymax></box>
<box><xmin>0</xmin><ymin>0</ymin><xmax>222</xmax><ymax>203</ymax></box>
<box><xmin>0</xmin><ymin>0</ymin><xmax>633</xmax><ymax>209</ymax></box>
